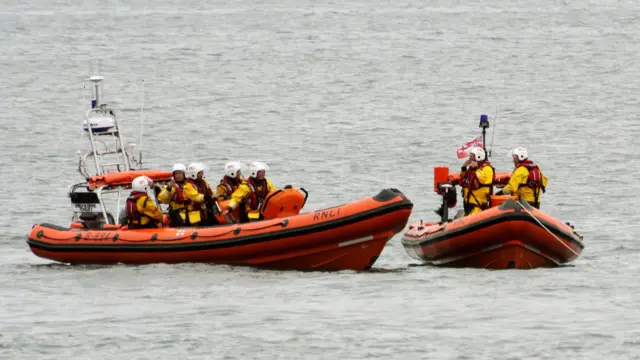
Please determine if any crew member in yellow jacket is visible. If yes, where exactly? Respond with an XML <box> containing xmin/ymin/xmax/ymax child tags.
<box><xmin>125</xmin><ymin>176</ymin><xmax>164</xmax><ymax>228</ymax></box>
<box><xmin>216</xmin><ymin>161</ymin><xmax>247</xmax><ymax>200</ymax></box>
<box><xmin>460</xmin><ymin>147</ymin><xmax>495</xmax><ymax>216</ymax></box>
<box><xmin>221</xmin><ymin>162</ymin><xmax>276</xmax><ymax>222</ymax></box>
<box><xmin>183</xmin><ymin>162</ymin><xmax>216</xmax><ymax>226</ymax></box>
<box><xmin>158</xmin><ymin>163</ymin><xmax>188</xmax><ymax>227</ymax></box>
<box><xmin>498</xmin><ymin>147</ymin><xmax>548</xmax><ymax>209</ymax></box>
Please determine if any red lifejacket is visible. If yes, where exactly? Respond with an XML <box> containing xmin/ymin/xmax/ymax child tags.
<box><xmin>461</xmin><ymin>161</ymin><xmax>495</xmax><ymax>191</ymax></box>
<box><xmin>518</xmin><ymin>160</ymin><xmax>546</xmax><ymax>192</ymax></box>
<box><xmin>170</xmin><ymin>181</ymin><xmax>188</xmax><ymax>205</ymax></box>
<box><xmin>219</xmin><ymin>176</ymin><xmax>241</xmax><ymax>198</ymax></box>
<box><xmin>126</xmin><ymin>192</ymin><xmax>150</xmax><ymax>225</ymax></box>
<box><xmin>187</xmin><ymin>179</ymin><xmax>213</xmax><ymax>201</ymax></box>
<box><xmin>460</xmin><ymin>161</ymin><xmax>495</xmax><ymax>210</ymax></box>
<box><xmin>246</xmin><ymin>177</ymin><xmax>271</xmax><ymax>211</ymax></box>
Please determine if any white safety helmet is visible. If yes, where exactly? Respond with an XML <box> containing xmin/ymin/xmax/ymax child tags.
<box><xmin>249</xmin><ymin>162</ymin><xmax>269</xmax><ymax>178</ymax></box>
<box><xmin>469</xmin><ymin>147</ymin><xmax>486</xmax><ymax>162</ymax></box>
<box><xmin>132</xmin><ymin>176</ymin><xmax>152</xmax><ymax>192</ymax></box>
<box><xmin>172</xmin><ymin>163</ymin><xmax>186</xmax><ymax>174</ymax></box>
<box><xmin>186</xmin><ymin>162</ymin><xmax>206</xmax><ymax>180</ymax></box>
<box><xmin>511</xmin><ymin>147</ymin><xmax>528</xmax><ymax>161</ymax></box>
<box><xmin>224</xmin><ymin>161</ymin><xmax>245</xmax><ymax>178</ymax></box>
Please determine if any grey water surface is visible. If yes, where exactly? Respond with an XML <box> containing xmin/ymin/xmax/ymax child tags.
<box><xmin>1</xmin><ymin>0</ymin><xmax>639</xmax><ymax>359</ymax></box>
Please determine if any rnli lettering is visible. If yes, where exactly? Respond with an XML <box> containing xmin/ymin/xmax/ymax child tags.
<box><xmin>84</xmin><ymin>232</ymin><xmax>111</xmax><ymax>241</ymax></box>
<box><xmin>313</xmin><ymin>208</ymin><xmax>341</xmax><ymax>221</ymax></box>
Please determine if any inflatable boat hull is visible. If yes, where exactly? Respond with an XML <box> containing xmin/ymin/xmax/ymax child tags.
<box><xmin>402</xmin><ymin>199</ymin><xmax>584</xmax><ymax>269</ymax></box>
<box><xmin>27</xmin><ymin>188</ymin><xmax>413</xmax><ymax>271</ymax></box>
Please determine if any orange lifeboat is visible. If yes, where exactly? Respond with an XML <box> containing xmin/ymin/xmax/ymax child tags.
<box><xmin>401</xmin><ymin>166</ymin><xmax>584</xmax><ymax>269</ymax></box>
<box><xmin>26</xmin><ymin>187</ymin><xmax>413</xmax><ymax>271</ymax></box>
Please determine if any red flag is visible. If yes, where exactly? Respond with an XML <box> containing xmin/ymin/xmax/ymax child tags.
<box><xmin>456</xmin><ymin>136</ymin><xmax>483</xmax><ymax>159</ymax></box>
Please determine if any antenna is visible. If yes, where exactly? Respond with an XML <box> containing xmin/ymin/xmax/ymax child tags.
<box><xmin>137</xmin><ymin>2</ymin><xmax>148</xmax><ymax>167</ymax></box>
<box><xmin>80</xmin><ymin>81</ymin><xmax>86</xmax><ymax>142</ymax></box>
<box><xmin>138</xmin><ymin>79</ymin><xmax>145</xmax><ymax>166</ymax></box>
<box><xmin>489</xmin><ymin>104</ymin><xmax>498</xmax><ymax>159</ymax></box>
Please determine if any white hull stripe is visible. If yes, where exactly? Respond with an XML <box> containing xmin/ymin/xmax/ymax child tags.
<box><xmin>338</xmin><ymin>235</ymin><xmax>374</xmax><ymax>247</ymax></box>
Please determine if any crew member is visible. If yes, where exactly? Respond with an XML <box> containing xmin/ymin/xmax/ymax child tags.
<box><xmin>183</xmin><ymin>162</ymin><xmax>217</xmax><ymax>226</ymax></box>
<box><xmin>460</xmin><ymin>147</ymin><xmax>494</xmax><ymax>216</ymax></box>
<box><xmin>221</xmin><ymin>162</ymin><xmax>276</xmax><ymax>222</ymax></box>
<box><xmin>158</xmin><ymin>163</ymin><xmax>188</xmax><ymax>227</ymax></box>
<box><xmin>498</xmin><ymin>147</ymin><xmax>548</xmax><ymax>209</ymax></box>
<box><xmin>126</xmin><ymin>176</ymin><xmax>164</xmax><ymax>228</ymax></box>
<box><xmin>216</xmin><ymin>161</ymin><xmax>246</xmax><ymax>200</ymax></box>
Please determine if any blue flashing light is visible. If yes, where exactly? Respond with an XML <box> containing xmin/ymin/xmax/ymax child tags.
<box><xmin>479</xmin><ymin>114</ymin><xmax>489</xmax><ymax>128</ymax></box>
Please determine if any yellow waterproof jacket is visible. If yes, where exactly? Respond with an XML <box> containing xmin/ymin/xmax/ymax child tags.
<box><xmin>504</xmin><ymin>164</ymin><xmax>548</xmax><ymax>204</ymax></box>
<box><xmin>182</xmin><ymin>179</ymin><xmax>214</xmax><ymax>224</ymax></box>
<box><xmin>228</xmin><ymin>178</ymin><xmax>276</xmax><ymax>220</ymax></box>
<box><xmin>216</xmin><ymin>176</ymin><xmax>247</xmax><ymax>200</ymax></box>
<box><xmin>158</xmin><ymin>182</ymin><xmax>186</xmax><ymax>211</ymax></box>
<box><xmin>132</xmin><ymin>195</ymin><xmax>163</xmax><ymax>226</ymax></box>
<box><xmin>461</xmin><ymin>163</ymin><xmax>494</xmax><ymax>207</ymax></box>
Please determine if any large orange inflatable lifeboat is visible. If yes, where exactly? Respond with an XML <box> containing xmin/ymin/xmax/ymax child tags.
<box><xmin>401</xmin><ymin>166</ymin><xmax>584</xmax><ymax>269</ymax></box>
<box><xmin>26</xmin><ymin>173</ymin><xmax>413</xmax><ymax>271</ymax></box>
<box><xmin>28</xmin><ymin>74</ymin><xmax>417</xmax><ymax>271</ymax></box>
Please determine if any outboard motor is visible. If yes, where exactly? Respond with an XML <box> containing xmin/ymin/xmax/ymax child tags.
<box><xmin>434</xmin><ymin>184</ymin><xmax>457</xmax><ymax>221</ymax></box>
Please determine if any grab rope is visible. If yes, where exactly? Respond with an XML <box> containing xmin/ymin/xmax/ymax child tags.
<box><xmin>515</xmin><ymin>201</ymin><xmax>581</xmax><ymax>257</ymax></box>
<box><xmin>241</xmin><ymin>220</ymin><xmax>289</xmax><ymax>232</ymax></box>
<box><xmin>514</xmin><ymin>201</ymin><xmax>605</xmax><ymax>273</ymax></box>
<box><xmin>31</xmin><ymin>220</ymin><xmax>288</xmax><ymax>244</ymax></box>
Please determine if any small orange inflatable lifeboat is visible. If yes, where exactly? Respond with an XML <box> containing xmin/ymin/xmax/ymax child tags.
<box><xmin>401</xmin><ymin>166</ymin><xmax>584</xmax><ymax>269</ymax></box>
<box><xmin>26</xmin><ymin>182</ymin><xmax>413</xmax><ymax>271</ymax></box>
